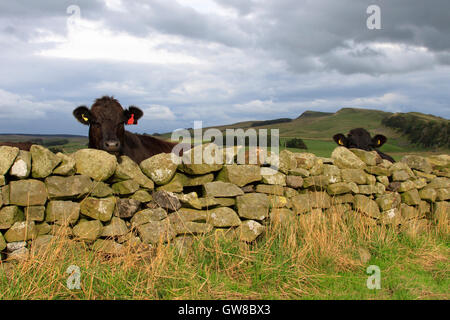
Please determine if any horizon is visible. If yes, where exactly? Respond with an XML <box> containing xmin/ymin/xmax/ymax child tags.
<box><xmin>1</xmin><ymin>1</ymin><xmax>450</xmax><ymax>135</ymax></box>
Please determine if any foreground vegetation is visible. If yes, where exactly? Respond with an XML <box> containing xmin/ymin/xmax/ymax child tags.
<box><xmin>1</xmin><ymin>206</ymin><xmax>448</xmax><ymax>300</ymax></box>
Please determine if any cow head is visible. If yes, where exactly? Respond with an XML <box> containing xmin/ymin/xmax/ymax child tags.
<box><xmin>333</xmin><ymin>128</ymin><xmax>387</xmax><ymax>151</ymax></box>
<box><xmin>73</xmin><ymin>96</ymin><xmax>143</xmax><ymax>155</ymax></box>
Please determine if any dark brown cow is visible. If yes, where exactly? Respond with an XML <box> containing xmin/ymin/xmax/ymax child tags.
<box><xmin>73</xmin><ymin>96</ymin><xmax>186</xmax><ymax>164</ymax></box>
<box><xmin>0</xmin><ymin>141</ymin><xmax>33</xmax><ymax>151</ymax></box>
<box><xmin>333</xmin><ymin>128</ymin><xmax>395</xmax><ymax>163</ymax></box>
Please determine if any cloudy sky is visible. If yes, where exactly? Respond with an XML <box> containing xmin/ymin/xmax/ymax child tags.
<box><xmin>0</xmin><ymin>0</ymin><xmax>449</xmax><ymax>135</ymax></box>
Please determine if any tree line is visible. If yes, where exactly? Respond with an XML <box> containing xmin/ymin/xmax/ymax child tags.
<box><xmin>381</xmin><ymin>114</ymin><xmax>450</xmax><ymax>148</ymax></box>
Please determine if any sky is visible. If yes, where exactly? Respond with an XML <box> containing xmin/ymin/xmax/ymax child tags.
<box><xmin>0</xmin><ymin>0</ymin><xmax>449</xmax><ymax>135</ymax></box>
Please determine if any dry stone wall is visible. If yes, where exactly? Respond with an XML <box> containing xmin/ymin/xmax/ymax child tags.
<box><xmin>0</xmin><ymin>144</ymin><xmax>449</xmax><ymax>260</ymax></box>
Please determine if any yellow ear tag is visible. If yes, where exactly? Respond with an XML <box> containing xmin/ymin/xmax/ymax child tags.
<box><xmin>377</xmin><ymin>139</ymin><xmax>381</xmax><ymax>146</ymax></box>
<box><xmin>81</xmin><ymin>114</ymin><xmax>89</xmax><ymax>122</ymax></box>
<box><xmin>338</xmin><ymin>139</ymin><xmax>343</xmax><ymax>145</ymax></box>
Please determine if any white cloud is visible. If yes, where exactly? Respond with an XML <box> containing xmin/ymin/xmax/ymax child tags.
<box><xmin>143</xmin><ymin>105</ymin><xmax>176</xmax><ymax>121</ymax></box>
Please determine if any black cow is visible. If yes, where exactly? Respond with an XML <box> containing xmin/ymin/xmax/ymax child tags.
<box><xmin>333</xmin><ymin>128</ymin><xmax>395</xmax><ymax>163</ymax></box>
<box><xmin>73</xmin><ymin>96</ymin><xmax>185</xmax><ymax>164</ymax></box>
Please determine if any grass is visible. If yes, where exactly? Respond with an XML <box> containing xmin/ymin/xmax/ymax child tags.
<box><xmin>1</xmin><ymin>203</ymin><xmax>448</xmax><ymax>300</ymax></box>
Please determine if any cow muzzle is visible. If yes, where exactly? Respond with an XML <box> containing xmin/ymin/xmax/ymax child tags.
<box><xmin>104</xmin><ymin>140</ymin><xmax>121</xmax><ymax>152</ymax></box>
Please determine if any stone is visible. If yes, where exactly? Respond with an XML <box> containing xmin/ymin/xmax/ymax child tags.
<box><xmin>327</xmin><ymin>182</ymin><xmax>353</xmax><ymax>195</ymax></box>
<box><xmin>1</xmin><ymin>185</ymin><xmax>9</xmax><ymax>205</ymax></box>
<box><xmin>176</xmin><ymin>192</ymin><xmax>203</xmax><ymax>210</ymax></box>
<box><xmin>400</xmin><ymin>204</ymin><xmax>419</xmax><ymax>220</ymax></box>
<box><xmin>331</xmin><ymin>147</ymin><xmax>366</xmax><ymax>169</ymax></box>
<box><xmin>80</xmin><ymin>197</ymin><xmax>116</xmax><ymax>222</ymax></box>
<box><xmin>424</xmin><ymin>177</ymin><xmax>450</xmax><ymax>189</ymax></box>
<box><xmin>152</xmin><ymin>190</ymin><xmax>181</xmax><ymax>211</ymax></box>
<box><xmin>180</xmin><ymin>144</ymin><xmax>223</xmax><ymax>175</ymax></box>
<box><xmin>24</xmin><ymin>206</ymin><xmax>45</xmax><ymax>222</ymax></box>
<box><xmin>379</xmin><ymin>208</ymin><xmax>403</xmax><ymax>225</ymax></box>
<box><xmin>10</xmin><ymin>150</ymin><xmax>31</xmax><ymax>179</ymax></box>
<box><xmin>137</xmin><ymin>220</ymin><xmax>176</xmax><ymax>244</ymax></box>
<box><xmin>288</xmin><ymin>168</ymin><xmax>310</xmax><ymax>177</ymax></box>
<box><xmin>30</xmin><ymin>235</ymin><xmax>54</xmax><ymax>255</ymax></box>
<box><xmin>140</xmin><ymin>153</ymin><xmax>179</xmax><ymax>185</ymax></box>
<box><xmin>115</xmin><ymin>155</ymin><xmax>154</xmax><ymax>189</ymax></box>
<box><xmin>392</xmin><ymin>170</ymin><xmax>411</xmax><ymax>182</ymax></box>
<box><xmin>203</xmin><ymin>181</ymin><xmax>244</xmax><ymax>197</ymax></box>
<box><xmin>358</xmin><ymin>184</ymin><xmax>378</xmax><ymax>195</ymax></box>
<box><xmin>419</xmin><ymin>188</ymin><xmax>437</xmax><ymax>202</ymax></box>
<box><xmin>412</xmin><ymin>178</ymin><xmax>427</xmax><ymax>190</ymax></box>
<box><xmin>181</xmin><ymin>173</ymin><xmax>214</xmax><ymax>187</ymax></box>
<box><xmin>401</xmin><ymin>189</ymin><xmax>421</xmax><ymax>206</ymax></box>
<box><xmin>350</xmin><ymin>149</ymin><xmax>379</xmax><ymax>166</ymax></box>
<box><xmin>9</xmin><ymin>179</ymin><xmax>47</xmax><ymax>206</ymax></box>
<box><xmin>0</xmin><ymin>232</ymin><xmax>6</xmax><ymax>251</ymax></box>
<box><xmin>45</xmin><ymin>175</ymin><xmax>93</xmax><ymax>200</ymax></box>
<box><xmin>418</xmin><ymin>201</ymin><xmax>431</xmax><ymax>216</ymax></box>
<box><xmin>0</xmin><ymin>206</ymin><xmax>24</xmax><ymax>229</ymax></box>
<box><xmin>237</xmin><ymin>220</ymin><xmax>265</xmax><ymax>242</ymax></box>
<box><xmin>213</xmin><ymin>197</ymin><xmax>235</xmax><ymax>207</ymax></box>
<box><xmin>278</xmin><ymin>150</ymin><xmax>298</xmax><ymax>174</ymax></box>
<box><xmin>45</xmin><ymin>200</ymin><xmax>80</xmax><ymax>225</ymax></box>
<box><xmin>303</xmin><ymin>175</ymin><xmax>330</xmax><ymax>188</ymax></box>
<box><xmin>111</xmin><ymin>179</ymin><xmax>140</xmax><ymax>195</ymax></box>
<box><xmin>101</xmin><ymin>217</ymin><xmax>128</xmax><ymax>237</ymax></box>
<box><xmin>401</xmin><ymin>155</ymin><xmax>433</xmax><ymax>174</ymax></box>
<box><xmin>365</xmin><ymin>174</ymin><xmax>376</xmax><ymax>185</ymax></box>
<box><xmin>6</xmin><ymin>241</ymin><xmax>27</xmax><ymax>252</ymax></box>
<box><xmin>365</xmin><ymin>166</ymin><xmax>391</xmax><ymax>176</ymax></box>
<box><xmin>432</xmin><ymin>202</ymin><xmax>449</xmax><ymax>224</ymax></box>
<box><xmin>131</xmin><ymin>208</ymin><xmax>168</xmax><ymax>226</ymax></box>
<box><xmin>30</xmin><ymin>145</ymin><xmax>61</xmax><ymax>178</ymax></box>
<box><xmin>323</xmin><ymin>164</ymin><xmax>341</xmax><ymax>184</ymax></box>
<box><xmin>73</xmin><ymin>219</ymin><xmax>103</xmax><ymax>241</ymax></box>
<box><xmin>260</xmin><ymin>167</ymin><xmax>286</xmax><ymax>185</ymax></box>
<box><xmin>427</xmin><ymin>155</ymin><xmax>450</xmax><ymax>169</ymax></box>
<box><xmin>236</xmin><ymin>193</ymin><xmax>269</xmax><ymax>220</ymax></box>
<box><xmin>73</xmin><ymin>149</ymin><xmax>117</xmax><ymax>181</ymax></box>
<box><xmin>354</xmin><ymin>195</ymin><xmax>381</xmax><ymax>218</ymax></box>
<box><xmin>7</xmin><ymin>247</ymin><xmax>29</xmax><ymax>261</ymax></box>
<box><xmin>114</xmin><ymin>198</ymin><xmax>141</xmax><ymax>218</ymax></box>
<box><xmin>436</xmin><ymin>188</ymin><xmax>450</xmax><ymax>201</ymax></box>
<box><xmin>341</xmin><ymin>169</ymin><xmax>367</xmax><ymax>184</ymax></box>
<box><xmin>293</xmin><ymin>152</ymin><xmax>318</xmax><ymax>169</ymax></box>
<box><xmin>206</xmin><ymin>207</ymin><xmax>241</xmax><ymax>227</ymax></box>
<box><xmin>397</xmin><ymin>180</ymin><xmax>417</xmax><ymax>192</ymax></box>
<box><xmin>168</xmin><ymin>208</ymin><xmax>207</xmax><ymax>223</ymax></box>
<box><xmin>35</xmin><ymin>222</ymin><xmax>51</xmax><ymax>235</ymax></box>
<box><xmin>255</xmin><ymin>184</ymin><xmax>284</xmax><ymax>196</ymax></box>
<box><xmin>4</xmin><ymin>221</ymin><xmax>37</xmax><ymax>242</ymax></box>
<box><xmin>53</xmin><ymin>152</ymin><xmax>76</xmax><ymax>176</ymax></box>
<box><xmin>376</xmin><ymin>193</ymin><xmax>401</xmax><ymax>211</ymax></box>
<box><xmin>130</xmin><ymin>190</ymin><xmax>153</xmax><ymax>202</ymax></box>
<box><xmin>90</xmin><ymin>182</ymin><xmax>114</xmax><ymax>198</ymax></box>
<box><xmin>156</xmin><ymin>176</ymin><xmax>184</xmax><ymax>193</ymax></box>
<box><xmin>413</xmin><ymin>170</ymin><xmax>436</xmax><ymax>182</ymax></box>
<box><xmin>0</xmin><ymin>146</ymin><xmax>19</xmax><ymax>175</ymax></box>
<box><xmin>291</xmin><ymin>192</ymin><xmax>331</xmax><ymax>214</ymax></box>
<box><xmin>332</xmin><ymin>194</ymin><xmax>354</xmax><ymax>204</ymax></box>
<box><xmin>377</xmin><ymin>176</ymin><xmax>390</xmax><ymax>186</ymax></box>
<box><xmin>269</xmin><ymin>208</ymin><xmax>296</xmax><ymax>227</ymax></box>
<box><xmin>286</xmin><ymin>176</ymin><xmax>303</xmax><ymax>188</ymax></box>
<box><xmin>171</xmin><ymin>220</ymin><xmax>213</xmax><ymax>235</ymax></box>
<box><xmin>216</xmin><ymin>164</ymin><xmax>261</xmax><ymax>187</ymax></box>
<box><xmin>268</xmin><ymin>195</ymin><xmax>288</xmax><ymax>208</ymax></box>
<box><xmin>92</xmin><ymin>239</ymin><xmax>124</xmax><ymax>255</ymax></box>
<box><xmin>49</xmin><ymin>224</ymin><xmax>73</xmax><ymax>237</ymax></box>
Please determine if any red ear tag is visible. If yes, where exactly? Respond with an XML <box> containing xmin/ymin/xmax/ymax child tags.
<box><xmin>127</xmin><ymin>114</ymin><xmax>136</xmax><ymax>125</ymax></box>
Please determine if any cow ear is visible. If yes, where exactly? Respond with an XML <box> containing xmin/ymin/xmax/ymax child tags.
<box><xmin>333</xmin><ymin>134</ymin><xmax>347</xmax><ymax>146</ymax></box>
<box><xmin>124</xmin><ymin>106</ymin><xmax>143</xmax><ymax>125</ymax></box>
<box><xmin>372</xmin><ymin>135</ymin><xmax>387</xmax><ymax>147</ymax></box>
<box><xmin>73</xmin><ymin>106</ymin><xmax>91</xmax><ymax>125</ymax></box>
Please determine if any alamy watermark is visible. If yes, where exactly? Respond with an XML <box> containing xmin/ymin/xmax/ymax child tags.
<box><xmin>367</xmin><ymin>5</ymin><xmax>381</xmax><ymax>30</ymax></box>
<box><xmin>170</xmin><ymin>121</ymin><xmax>280</xmax><ymax>172</ymax></box>
<box><xmin>366</xmin><ymin>265</ymin><xmax>381</xmax><ymax>290</ymax></box>
<box><xmin>66</xmin><ymin>265</ymin><xmax>81</xmax><ymax>290</ymax></box>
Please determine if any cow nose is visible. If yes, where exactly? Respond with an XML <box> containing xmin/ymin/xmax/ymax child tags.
<box><xmin>104</xmin><ymin>140</ymin><xmax>120</xmax><ymax>150</ymax></box>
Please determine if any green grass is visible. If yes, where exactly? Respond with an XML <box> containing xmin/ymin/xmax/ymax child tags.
<box><xmin>1</xmin><ymin>207</ymin><xmax>448</xmax><ymax>300</ymax></box>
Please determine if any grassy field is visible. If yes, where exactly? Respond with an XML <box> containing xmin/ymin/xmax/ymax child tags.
<box><xmin>0</xmin><ymin>205</ymin><xmax>448</xmax><ymax>300</ymax></box>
